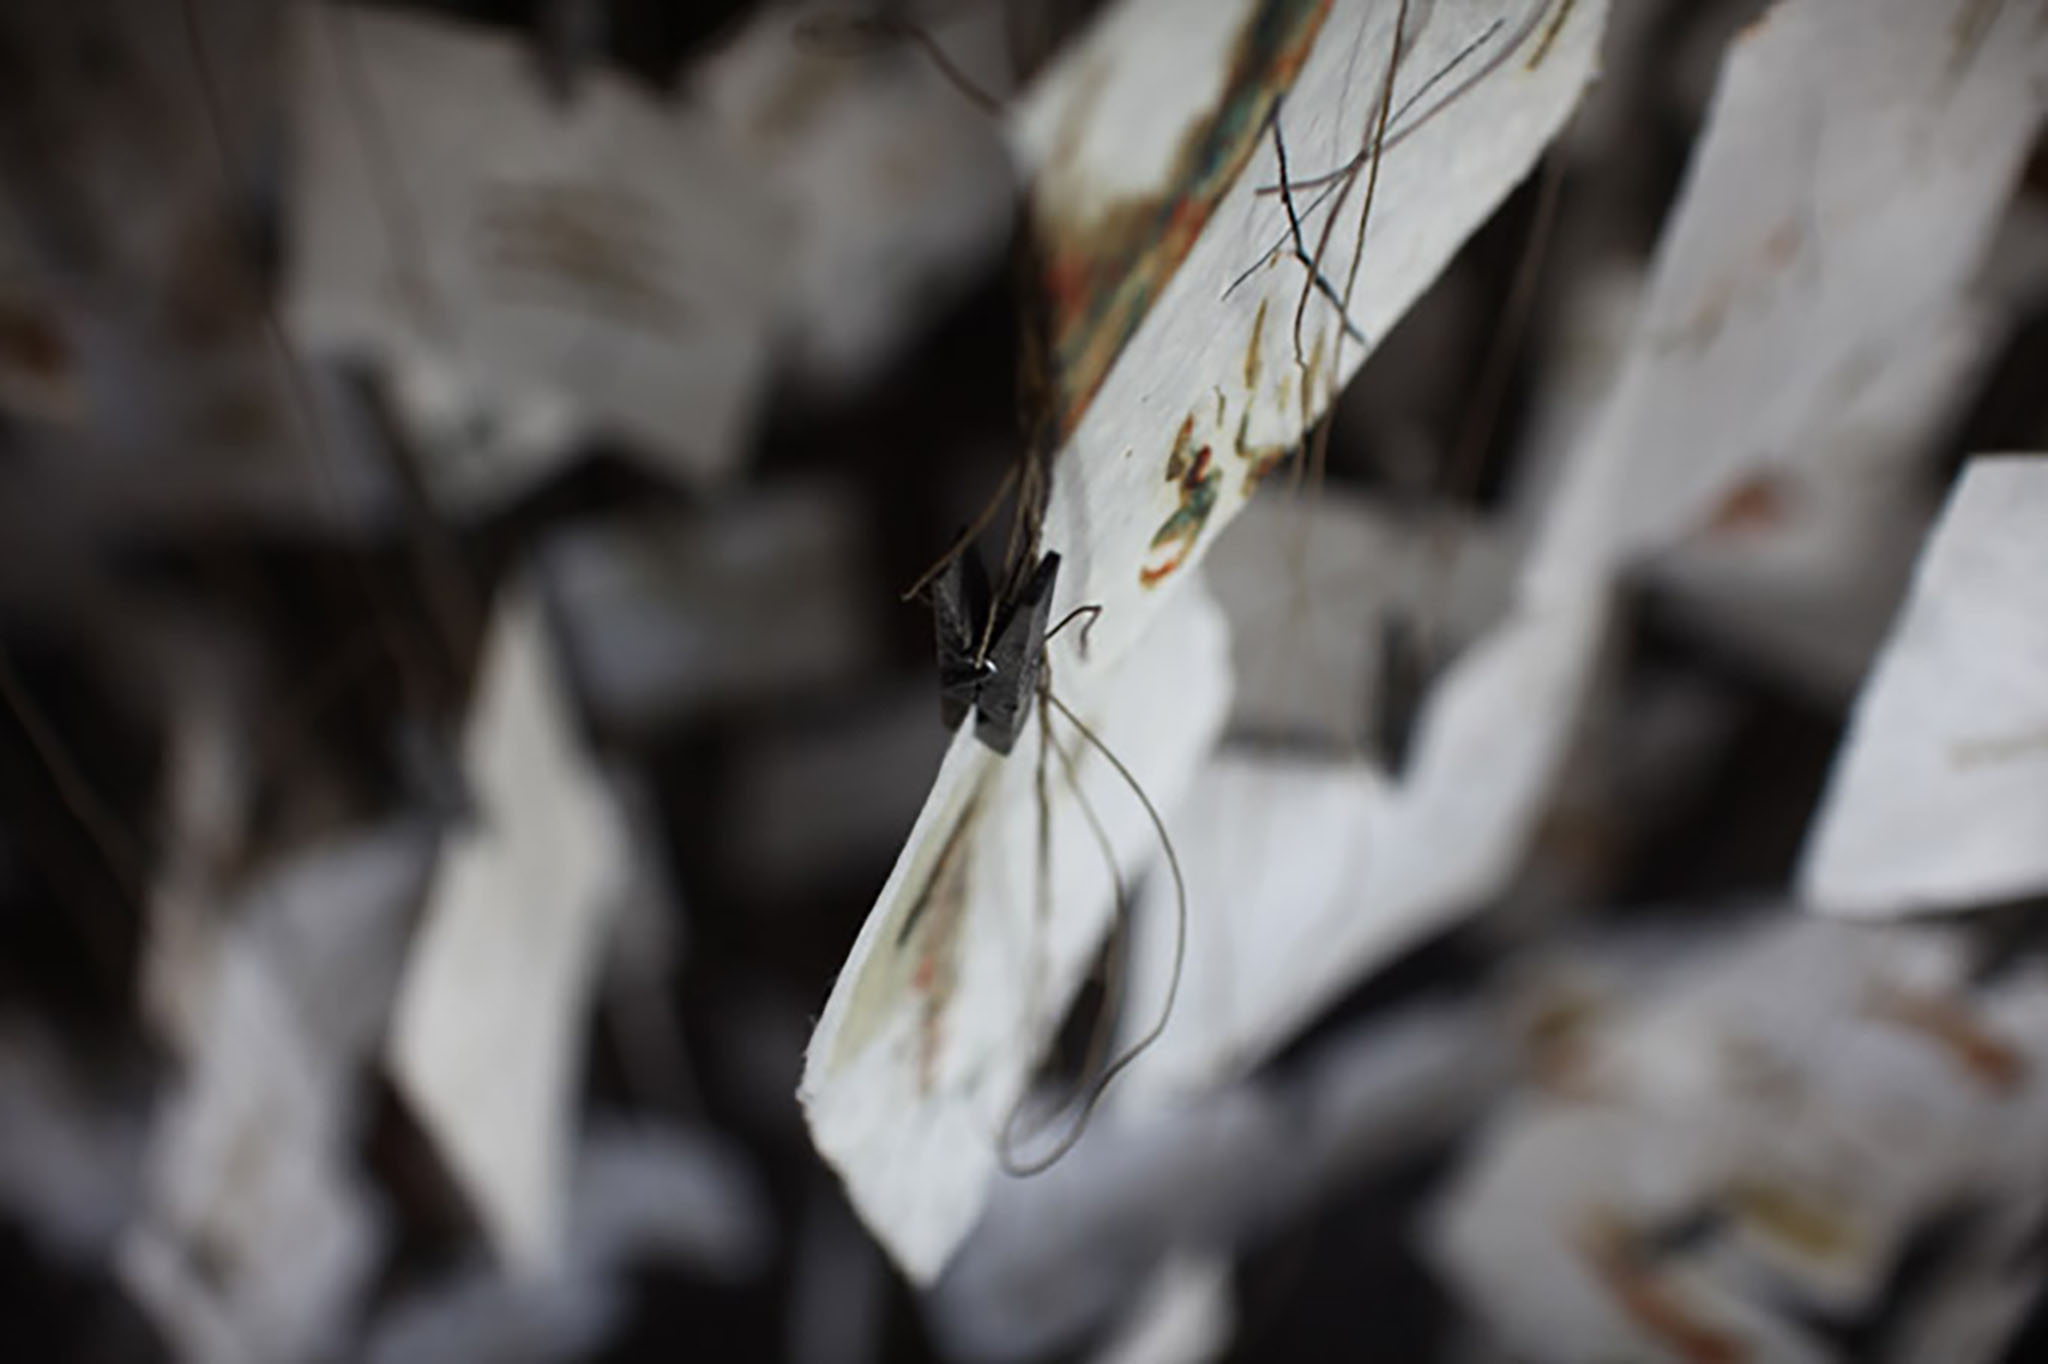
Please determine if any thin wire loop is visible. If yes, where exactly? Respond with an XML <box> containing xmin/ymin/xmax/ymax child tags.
<box><xmin>996</xmin><ymin>687</ymin><xmax>1188</xmax><ymax>1177</ymax></box>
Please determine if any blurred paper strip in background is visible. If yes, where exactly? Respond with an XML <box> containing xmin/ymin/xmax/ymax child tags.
<box><xmin>1801</xmin><ymin>455</ymin><xmax>2048</xmax><ymax>917</ymax></box>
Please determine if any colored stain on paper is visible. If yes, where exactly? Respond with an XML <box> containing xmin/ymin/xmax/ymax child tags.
<box><xmin>828</xmin><ymin>783</ymin><xmax>985</xmax><ymax>1091</ymax></box>
<box><xmin>1032</xmin><ymin>0</ymin><xmax>1330</xmax><ymax>446</ymax></box>
<box><xmin>1141</xmin><ymin>414</ymin><xmax>1221</xmax><ymax>587</ymax></box>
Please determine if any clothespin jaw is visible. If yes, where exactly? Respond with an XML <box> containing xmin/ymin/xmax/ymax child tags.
<box><xmin>974</xmin><ymin>551</ymin><xmax>1059</xmax><ymax>755</ymax></box>
<box><xmin>929</xmin><ymin>549</ymin><xmax>1061</xmax><ymax>756</ymax></box>
<box><xmin>933</xmin><ymin>548</ymin><xmax>991</xmax><ymax>732</ymax></box>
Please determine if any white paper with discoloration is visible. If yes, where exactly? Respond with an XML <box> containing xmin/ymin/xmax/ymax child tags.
<box><xmin>1525</xmin><ymin>0</ymin><xmax>2048</xmax><ymax>604</ymax></box>
<box><xmin>124</xmin><ymin>697</ymin><xmax>436</xmax><ymax>1364</ymax></box>
<box><xmin>121</xmin><ymin>941</ymin><xmax>381</xmax><ymax>1364</ymax></box>
<box><xmin>1646</xmin><ymin>305</ymin><xmax>1998</xmax><ymax>701</ymax></box>
<box><xmin>801</xmin><ymin>576</ymin><xmax>1231</xmax><ymax>1283</ymax></box>
<box><xmin>287</xmin><ymin>3</ymin><xmax>789</xmax><ymax>508</ymax></box>
<box><xmin>1429</xmin><ymin>916</ymin><xmax>2048</xmax><ymax>1364</ymax></box>
<box><xmin>803</xmin><ymin>0</ymin><xmax>1611</xmax><ymax>1283</ymax></box>
<box><xmin>1431</xmin><ymin>1105</ymin><xmax>1836</xmax><ymax>1364</ymax></box>
<box><xmin>1801</xmin><ymin>456</ymin><xmax>2048</xmax><ymax>917</ymax></box>
<box><xmin>386</xmin><ymin>580</ymin><xmax>628</xmax><ymax>1270</ymax></box>
<box><xmin>1013</xmin><ymin>0</ymin><xmax>1611</xmax><ymax>681</ymax></box>
<box><xmin>693</xmin><ymin>0</ymin><xmax>1017</xmax><ymax>391</ymax></box>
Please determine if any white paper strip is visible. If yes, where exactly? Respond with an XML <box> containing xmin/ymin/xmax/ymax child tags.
<box><xmin>386</xmin><ymin>578</ymin><xmax>628</xmax><ymax>1269</ymax></box>
<box><xmin>801</xmin><ymin>576</ymin><xmax>1232</xmax><ymax>1282</ymax></box>
<box><xmin>1430</xmin><ymin>915</ymin><xmax>2048</xmax><ymax>1364</ymax></box>
<box><xmin>287</xmin><ymin>3</ymin><xmax>790</xmax><ymax>508</ymax></box>
<box><xmin>121</xmin><ymin>947</ymin><xmax>380</xmax><ymax>1364</ymax></box>
<box><xmin>1801</xmin><ymin>455</ymin><xmax>2048</xmax><ymax>916</ymax></box>
<box><xmin>693</xmin><ymin>0</ymin><xmax>1016</xmax><ymax>390</ymax></box>
<box><xmin>1525</xmin><ymin>0</ymin><xmax>2048</xmax><ymax>603</ymax></box>
<box><xmin>1646</xmin><ymin>305</ymin><xmax>1999</xmax><ymax>700</ymax></box>
<box><xmin>126</xmin><ymin>707</ymin><xmax>435</xmax><ymax>1364</ymax></box>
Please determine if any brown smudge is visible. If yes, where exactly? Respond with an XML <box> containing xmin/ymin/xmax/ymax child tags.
<box><xmin>1660</xmin><ymin>222</ymin><xmax>1805</xmax><ymax>357</ymax></box>
<box><xmin>1240</xmin><ymin>449</ymin><xmax>1292</xmax><ymax>498</ymax></box>
<box><xmin>1526</xmin><ymin>0</ymin><xmax>1580</xmax><ymax>71</ymax></box>
<box><xmin>1165</xmin><ymin>412</ymin><xmax>1197</xmax><ymax>481</ymax></box>
<box><xmin>902</xmin><ymin>798</ymin><xmax>980</xmax><ymax>1093</ymax></box>
<box><xmin>474</xmin><ymin>179</ymin><xmax>684</xmax><ymax>333</ymax></box>
<box><xmin>1865</xmin><ymin>984</ymin><xmax>2028</xmax><ymax>1095</ymax></box>
<box><xmin>1244</xmin><ymin>296</ymin><xmax>1267</xmax><ymax>392</ymax></box>
<box><xmin>827</xmin><ymin>785</ymin><xmax>984</xmax><ymax>1084</ymax></box>
<box><xmin>1664</xmin><ymin>288</ymin><xmax>1732</xmax><ymax>354</ymax></box>
<box><xmin>1726</xmin><ymin>1179</ymin><xmax>1858</xmax><ymax>1265</ymax></box>
<box><xmin>1233</xmin><ymin>407</ymin><xmax>1293</xmax><ymax>496</ymax></box>
<box><xmin>1578</xmin><ymin>1215</ymin><xmax>1751</xmax><ymax>1364</ymax></box>
<box><xmin>1761</xmin><ymin>220</ymin><xmax>1803</xmax><ymax>270</ymax></box>
<box><xmin>1704</xmin><ymin>474</ymin><xmax>1790</xmax><ymax>536</ymax></box>
<box><xmin>1140</xmin><ymin>435</ymin><xmax>1219</xmax><ymax>588</ymax></box>
<box><xmin>1949</xmin><ymin>725</ymin><xmax>2048</xmax><ymax>768</ymax></box>
<box><xmin>1302</xmin><ymin>328</ymin><xmax>1328</xmax><ymax>416</ymax></box>
<box><xmin>1521</xmin><ymin>985</ymin><xmax>1606</xmax><ymax>1100</ymax></box>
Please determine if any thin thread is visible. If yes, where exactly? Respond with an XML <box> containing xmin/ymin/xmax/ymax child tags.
<box><xmin>176</xmin><ymin>0</ymin><xmax>426</xmax><ymax>702</ymax></box>
<box><xmin>901</xmin><ymin>460</ymin><xmax>1021</xmax><ymax>602</ymax></box>
<box><xmin>1261</xmin><ymin>0</ymin><xmax>1547</xmax><ymax>197</ymax></box>
<box><xmin>997</xmin><ymin>687</ymin><xmax>1187</xmax><ymax>1177</ymax></box>
<box><xmin>1289</xmin><ymin>0</ymin><xmax>1404</xmax><ymax>366</ymax></box>
<box><xmin>1286</xmin><ymin>0</ymin><xmax>1410</xmax><ymax>582</ymax></box>
<box><xmin>1525</xmin><ymin>0</ymin><xmax>1578</xmax><ymax>71</ymax></box>
<box><xmin>1270</xmin><ymin>104</ymin><xmax>1367</xmax><ymax>353</ymax></box>
<box><xmin>795</xmin><ymin>16</ymin><xmax>1004</xmax><ymax>117</ymax></box>
<box><xmin>1442</xmin><ymin>149</ymin><xmax>1564</xmax><ymax>506</ymax></box>
<box><xmin>994</xmin><ymin>715</ymin><xmax>1129</xmax><ymax>1178</ymax></box>
<box><xmin>1334</xmin><ymin>0</ymin><xmax>1408</xmax><ymax>384</ymax></box>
